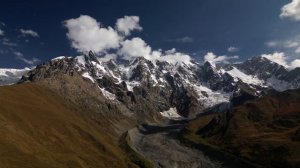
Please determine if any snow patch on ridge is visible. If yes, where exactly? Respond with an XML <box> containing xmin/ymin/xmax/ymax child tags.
<box><xmin>100</xmin><ymin>88</ymin><xmax>116</xmax><ymax>100</ymax></box>
<box><xmin>126</xmin><ymin>81</ymin><xmax>140</xmax><ymax>91</ymax></box>
<box><xmin>82</xmin><ymin>72</ymin><xmax>95</xmax><ymax>83</ymax></box>
<box><xmin>192</xmin><ymin>84</ymin><xmax>231</xmax><ymax>108</ymax></box>
<box><xmin>160</xmin><ymin>108</ymin><xmax>182</xmax><ymax>119</ymax></box>
<box><xmin>51</xmin><ymin>56</ymin><xmax>67</xmax><ymax>61</ymax></box>
<box><xmin>225</xmin><ymin>67</ymin><xmax>264</xmax><ymax>85</ymax></box>
<box><xmin>74</xmin><ymin>56</ymin><xmax>86</xmax><ymax>71</ymax></box>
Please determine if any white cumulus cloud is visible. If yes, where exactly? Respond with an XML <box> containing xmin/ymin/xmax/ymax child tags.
<box><xmin>204</xmin><ymin>52</ymin><xmax>239</xmax><ymax>65</ymax></box>
<box><xmin>64</xmin><ymin>15</ymin><xmax>193</xmax><ymax>65</ymax></box>
<box><xmin>116</xmin><ymin>16</ymin><xmax>142</xmax><ymax>36</ymax></box>
<box><xmin>118</xmin><ymin>38</ymin><xmax>192</xmax><ymax>65</ymax></box>
<box><xmin>119</xmin><ymin>37</ymin><xmax>152</xmax><ymax>60</ymax></box>
<box><xmin>20</xmin><ymin>29</ymin><xmax>39</xmax><ymax>37</ymax></box>
<box><xmin>158</xmin><ymin>48</ymin><xmax>192</xmax><ymax>65</ymax></box>
<box><xmin>280</xmin><ymin>0</ymin><xmax>300</xmax><ymax>21</ymax></box>
<box><xmin>63</xmin><ymin>15</ymin><xmax>121</xmax><ymax>54</ymax></box>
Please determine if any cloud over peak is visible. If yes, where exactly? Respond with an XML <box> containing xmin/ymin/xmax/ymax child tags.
<box><xmin>158</xmin><ymin>49</ymin><xmax>191</xmax><ymax>65</ymax></box>
<box><xmin>280</xmin><ymin>0</ymin><xmax>300</xmax><ymax>21</ymax></box>
<box><xmin>119</xmin><ymin>37</ymin><xmax>152</xmax><ymax>60</ymax></box>
<box><xmin>262</xmin><ymin>52</ymin><xmax>300</xmax><ymax>69</ymax></box>
<box><xmin>204</xmin><ymin>52</ymin><xmax>239</xmax><ymax>65</ymax></box>
<box><xmin>118</xmin><ymin>37</ymin><xmax>192</xmax><ymax>65</ymax></box>
<box><xmin>290</xmin><ymin>59</ymin><xmax>300</xmax><ymax>69</ymax></box>
<box><xmin>63</xmin><ymin>15</ymin><xmax>193</xmax><ymax>65</ymax></box>
<box><xmin>262</xmin><ymin>52</ymin><xmax>289</xmax><ymax>67</ymax></box>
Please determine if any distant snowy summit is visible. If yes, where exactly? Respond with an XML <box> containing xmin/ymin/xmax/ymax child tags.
<box><xmin>0</xmin><ymin>68</ymin><xmax>30</xmax><ymax>86</ymax></box>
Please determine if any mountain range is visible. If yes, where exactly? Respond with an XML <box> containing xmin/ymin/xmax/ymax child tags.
<box><xmin>0</xmin><ymin>51</ymin><xmax>300</xmax><ymax>168</ymax></box>
<box><xmin>2</xmin><ymin>51</ymin><xmax>300</xmax><ymax>118</ymax></box>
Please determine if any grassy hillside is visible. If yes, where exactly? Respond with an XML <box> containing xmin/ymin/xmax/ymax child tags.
<box><xmin>0</xmin><ymin>83</ymin><xmax>137</xmax><ymax>168</ymax></box>
<box><xmin>183</xmin><ymin>89</ymin><xmax>300</xmax><ymax>168</ymax></box>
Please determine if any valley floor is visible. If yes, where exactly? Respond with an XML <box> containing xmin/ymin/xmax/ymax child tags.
<box><xmin>127</xmin><ymin>120</ymin><xmax>238</xmax><ymax>168</ymax></box>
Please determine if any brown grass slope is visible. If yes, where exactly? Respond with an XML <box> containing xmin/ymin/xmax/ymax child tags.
<box><xmin>183</xmin><ymin>89</ymin><xmax>300</xmax><ymax>168</ymax></box>
<box><xmin>0</xmin><ymin>83</ymin><xmax>137</xmax><ymax>168</ymax></box>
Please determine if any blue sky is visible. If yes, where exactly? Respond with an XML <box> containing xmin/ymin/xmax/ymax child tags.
<box><xmin>0</xmin><ymin>0</ymin><xmax>299</xmax><ymax>68</ymax></box>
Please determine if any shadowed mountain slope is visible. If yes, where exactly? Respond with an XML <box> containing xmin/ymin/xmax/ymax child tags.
<box><xmin>183</xmin><ymin>89</ymin><xmax>300</xmax><ymax>168</ymax></box>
